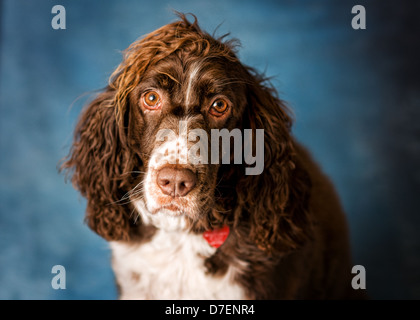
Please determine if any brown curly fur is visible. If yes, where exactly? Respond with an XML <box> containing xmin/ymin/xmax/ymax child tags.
<box><xmin>61</xmin><ymin>14</ymin><xmax>361</xmax><ymax>299</ymax></box>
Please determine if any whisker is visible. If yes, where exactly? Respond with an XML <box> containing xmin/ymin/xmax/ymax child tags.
<box><xmin>120</xmin><ymin>170</ymin><xmax>147</xmax><ymax>176</ymax></box>
<box><xmin>219</xmin><ymin>79</ymin><xmax>254</xmax><ymax>86</ymax></box>
<box><xmin>212</xmin><ymin>207</ymin><xmax>230</xmax><ymax>214</ymax></box>
<box><xmin>129</xmin><ymin>206</ymin><xmax>141</xmax><ymax>225</ymax></box>
<box><xmin>128</xmin><ymin>194</ymin><xmax>145</xmax><ymax>206</ymax></box>
<box><xmin>107</xmin><ymin>179</ymin><xmax>145</xmax><ymax>206</ymax></box>
<box><xmin>124</xmin><ymin>180</ymin><xmax>145</xmax><ymax>197</ymax></box>
<box><xmin>125</xmin><ymin>190</ymin><xmax>144</xmax><ymax>200</ymax></box>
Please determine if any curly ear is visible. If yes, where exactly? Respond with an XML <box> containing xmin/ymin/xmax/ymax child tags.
<box><xmin>61</xmin><ymin>88</ymin><xmax>141</xmax><ymax>241</ymax></box>
<box><xmin>236</xmin><ymin>69</ymin><xmax>312</xmax><ymax>253</ymax></box>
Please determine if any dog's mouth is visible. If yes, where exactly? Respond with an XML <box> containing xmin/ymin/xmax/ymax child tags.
<box><xmin>148</xmin><ymin>193</ymin><xmax>193</xmax><ymax>214</ymax></box>
<box><xmin>151</xmin><ymin>203</ymin><xmax>183</xmax><ymax>215</ymax></box>
<box><xmin>162</xmin><ymin>204</ymin><xmax>179</xmax><ymax>212</ymax></box>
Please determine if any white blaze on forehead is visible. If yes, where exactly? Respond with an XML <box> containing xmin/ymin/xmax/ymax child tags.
<box><xmin>185</xmin><ymin>62</ymin><xmax>203</xmax><ymax>108</ymax></box>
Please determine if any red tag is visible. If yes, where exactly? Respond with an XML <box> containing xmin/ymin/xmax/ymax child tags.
<box><xmin>203</xmin><ymin>225</ymin><xmax>230</xmax><ymax>248</ymax></box>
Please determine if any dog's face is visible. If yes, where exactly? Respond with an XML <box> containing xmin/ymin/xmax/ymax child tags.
<box><xmin>127</xmin><ymin>53</ymin><xmax>248</xmax><ymax>230</ymax></box>
<box><xmin>63</xmin><ymin>16</ymin><xmax>311</xmax><ymax>252</ymax></box>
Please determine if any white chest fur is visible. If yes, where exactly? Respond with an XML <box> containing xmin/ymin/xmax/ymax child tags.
<box><xmin>110</xmin><ymin>230</ymin><xmax>246</xmax><ymax>300</ymax></box>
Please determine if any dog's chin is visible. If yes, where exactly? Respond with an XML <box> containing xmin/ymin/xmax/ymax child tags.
<box><xmin>134</xmin><ymin>199</ymin><xmax>189</xmax><ymax>232</ymax></box>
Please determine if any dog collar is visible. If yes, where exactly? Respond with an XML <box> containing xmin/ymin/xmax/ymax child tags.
<box><xmin>203</xmin><ymin>225</ymin><xmax>230</xmax><ymax>248</ymax></box>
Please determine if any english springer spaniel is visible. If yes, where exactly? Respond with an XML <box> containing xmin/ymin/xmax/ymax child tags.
<box><xmin>62</xmin><ymin>14</ymin><xmax>361</xmax><ymax>299</ymax></box>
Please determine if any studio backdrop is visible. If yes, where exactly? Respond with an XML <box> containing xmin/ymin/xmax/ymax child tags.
<box><xmin>0</xmin><ymin>0</ymin><xmax>419</xmax><ymax>299</ymax></box>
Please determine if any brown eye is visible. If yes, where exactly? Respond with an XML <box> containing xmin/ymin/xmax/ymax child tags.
<box><xmin>142</xmin><ymin>91</ymin><xmax>161</xmax><ymax>109</ymax></box>
<box><xmin>210</xmin><ymin>99</ymin><xmax>229</xmax><ymax>116</ymax></box>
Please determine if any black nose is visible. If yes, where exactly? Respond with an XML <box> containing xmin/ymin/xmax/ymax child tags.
<box><xmin>156</xmin><ymin>167</ymin><xmax>197</xmax><ymax>197</ymax></box>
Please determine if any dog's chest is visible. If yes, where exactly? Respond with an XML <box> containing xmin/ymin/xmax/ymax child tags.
<box><xmin>110</xmin><ymin>230</ymin><xmax>245</xmax><ymax>299</ymax></box>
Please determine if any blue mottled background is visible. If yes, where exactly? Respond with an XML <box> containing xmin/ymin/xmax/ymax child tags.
<box><xmin>1</xmin><ymin>0</ymin><xmax>419</xmax><ymax>299</ymax></box>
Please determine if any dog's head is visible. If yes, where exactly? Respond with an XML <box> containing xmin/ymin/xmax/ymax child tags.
<box><xmin>62</xmin><ymin>14</ymin><xmax>311</xmax><ymax>253</ymax></box>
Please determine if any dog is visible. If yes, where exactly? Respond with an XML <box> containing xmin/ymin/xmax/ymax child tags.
<box><xmin>62</xmin><ymin>14</ymin><xmax>360</xmax><ymax>299</ymax></box>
